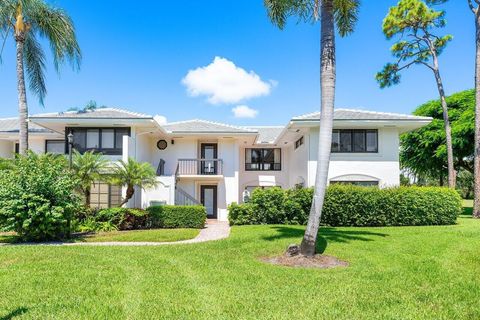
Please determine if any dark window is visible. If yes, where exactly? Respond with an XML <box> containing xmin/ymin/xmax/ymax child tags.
<box><xmin>45</xmin><ymin>140</ymin><xmax>65</xmax><ymax>154</ymax></box>
<box><xmin>245</xmin><ymin>148</ymin><xmax>281</xmax><ymax>171</ymax></box>
<box><xmin>14</xmin><ymin>143</ymin><xmax>19</xmax><ymax>154</ymax></box>
<box><xmin>295</xmin><ymin>136</ymin><xmax>304</xmax><ymax>149</ymax></box>
<box><xmin>332</xmin><ymin>129</ymin><xmax>378</xmax><ymax>153</ymax></box>
<box><xmin>66</xmin><ymin>127</ymin><xmax>130</xmax><ymax>155</ymax></box>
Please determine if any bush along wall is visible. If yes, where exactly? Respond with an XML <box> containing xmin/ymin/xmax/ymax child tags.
<box><xmin>228</xmin><ymin>185</ymin><xmax>462</xmax><ymax>227</ymax></box>
<box><xmin>147</xmin><ymin>205</ymin><xmax>207</xmax><ymax>229</ymax></box>
<box><xmin>80</xmin><ymin>205</ymin><xmax>207</xmax><ymax>232</ymax></box>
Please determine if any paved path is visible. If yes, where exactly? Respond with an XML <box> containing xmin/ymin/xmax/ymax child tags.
<box><xmin>0</xmin><ymin>220</ymin><xmax>231</xmax><ymax>247</ymax></box>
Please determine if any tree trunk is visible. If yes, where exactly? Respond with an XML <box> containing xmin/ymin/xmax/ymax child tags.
<box><xmin>85</xmin><ymin>189</ymin><xmax>91</xmax><ymax>207</ymax></box>
<box><xmin>119</xmin><ymin>185</ymin><xmax>134</xmax><ymax>207</ymax></box>
<box><xmin>300</xmin><ymin>0</ymin><xmax>336</xmax><ymax>257</ymax></box>
<box><xmin>431</xmin><ymin>53</ymin><xmax>456</xmax><ymax>188</ymax></box>
<box><xmin>15</xmin><ymin>32</ymin><xmax>29</xmax><ymax>155</ymax></box>
<box><xmin>439</xmin><ymin>174</ymin><xmax>444</xmax><ymax>187</ymax></box>
<box><xmin>474</xmin><ymin>10</ymin><xmax>480</xmax><ymax>218</ymax></box>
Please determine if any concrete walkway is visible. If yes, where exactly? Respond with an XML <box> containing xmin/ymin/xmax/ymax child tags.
<box><xmin>0</xmin><ymin>220</ymin><xmax>231</xmax><ymax>247</ymax></box>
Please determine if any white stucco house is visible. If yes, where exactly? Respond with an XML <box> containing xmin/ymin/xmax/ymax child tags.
<box><xmin>0</xmin><ymin>107</ymin><xmax>431</xmax><ymax>221</ymax></box>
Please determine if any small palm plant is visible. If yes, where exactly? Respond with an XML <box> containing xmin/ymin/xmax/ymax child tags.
<box><xmin>110</xmin><ymin>158</ymin><xmax>158</xmax><ymax>207</ymax></box>
<box><xmin>0</xmin><ymin>0</ymin><xmax>81</xmax><ymax>154</ymax></box>
<box><xmin>72</xmin><ymin>150</ymin><xmax>109</xmax><ymax>207</ymax></box>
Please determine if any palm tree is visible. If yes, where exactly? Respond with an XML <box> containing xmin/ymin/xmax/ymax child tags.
<box><xmin>110</xmin><ymin>158</ymin><xmax>158</xmax><ymax>207</ymax></box>
<box><xmin>72</xmin><ymin>150</ymin><xmax>109</xmax><ymax>207</ymax></box>
<box><xmin>264</xmin><ymin>0</ymin><xmax>360</xmax><ymax>256</ymax></box>
<box><xmin>0</xmin><ymin>0</ymin><xmax>81</xmax><ymax>154</ymax></box>
<box><xmin>468</xmin><ymin>0</ymin><xmax>480</xmax><ymax>218</ymax></box>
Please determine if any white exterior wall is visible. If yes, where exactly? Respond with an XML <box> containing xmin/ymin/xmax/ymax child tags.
<box><xmin>0</xmin><ymin>140</ymin><xmax>13</xmax><ymax>158</ymax></box>
<box><xmin>141</xmin><ymin>176</ymin><xmax>175</xmax><ymax>207</ymax></box>
<box><xmin>217</xmin><ymin>139</ymin><xmax>239</xmax><ymax>221</ymax></box>
<box><xmin>288</xmin><ymin>135</ymin><xmax>309</xmax><ymax>188</ymax></box>
<box><xmin>150</xmin><ymin>137</ymin><xmax>198</xmax><ymax>175</ymax></box>
<box><xmin>307</xmin><ymin>127</ymin><xmax>401</xmax><ymax>187</ymax></box>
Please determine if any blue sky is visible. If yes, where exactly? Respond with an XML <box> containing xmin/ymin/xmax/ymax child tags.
<box><xmin>0</xmin><ymin>1</ymin><xmax>474</xmax><ymax>125</ymax></box>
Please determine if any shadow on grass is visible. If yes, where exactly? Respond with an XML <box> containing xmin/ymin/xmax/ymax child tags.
<box><xmin>463</xmin><ymin>207</ymin><xmax>473</xmax><ymax>216</ymax></box>
<box><xmin>263</xmin><ymin>226</ymin><xmax>388</xmax><ymax>254</ymax></box>
<box><xmin>0</xmin><ymin>307</ymin><xmax>28</xmax><ymax>320</ymax></box>
<box><xmin>0</xmin><ymin>234</ymin><xmax>19</xmax><ymax>244</ymax></box>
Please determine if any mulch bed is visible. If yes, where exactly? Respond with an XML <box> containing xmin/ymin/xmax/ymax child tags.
<box><xmin>261</xmin><ymin>253</ymin><xmax>349</xmax><ymax>269</ymax></box>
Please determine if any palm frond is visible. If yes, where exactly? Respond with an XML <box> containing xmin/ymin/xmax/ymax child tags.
<box><xmin>0</xmin><ymin>1</ymin><xmax>16</xmax><ymax>63</ymax></box>
<box><xmin>23</xmin><ymin>31</ymin><xmax>46</xmax><ymax>105</ymax></box>
<box><xmin>334</xmin><ymin>0</ymin><xmax>360</xmax><ymax>37</ymax></box>
<box><xmin>29</xmin><ymin>0</ymin><xmax>81</xmax><ymax>71</ymax></box>
<box><xmin>264</xmin><ymin>0</ymin><xmax>315</xmax><ymax>29</ymax></box>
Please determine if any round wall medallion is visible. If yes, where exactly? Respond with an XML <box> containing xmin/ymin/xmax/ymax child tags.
<box><xmin>157</xmin><ymin>139</ymin><xmax>168</xmax><ymax>150</ymax></box>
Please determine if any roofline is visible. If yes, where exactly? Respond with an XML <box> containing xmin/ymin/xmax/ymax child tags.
<box><xmin>166</xmin><ymin>131</ymin><xmax>258</xmax><ymax>135</ymax></box>
<box><xmin>29</xmin><ymin>116</ymin><xmax>153</xmax><ymax>120</ymax></box>
<box><xmin>163</xmin><ymin>119</ymin><xmax>258</xmax><ymax>134</ymax></box>
<box><xmin>291</xmin><ymin>118</ymin><xmax>433</xmax><ymax>122</ymax></box>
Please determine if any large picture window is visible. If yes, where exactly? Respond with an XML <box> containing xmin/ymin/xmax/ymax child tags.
<box><xmin>245</xmin><ymin>148</ymin><xmax>281</xmax><ymax>171</ymax></box>
<box><xmin>331</xmin><ymin>129</ymin><xmax>378</xmax><ymax>153</ymax></box>
<box><xmin>67</xmin><ymin>127</ymin><xmax>130</xmax><ymax>155</ymax></box>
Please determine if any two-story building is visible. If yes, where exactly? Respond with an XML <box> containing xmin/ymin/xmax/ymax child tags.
<box><xmin>0</xmin><ymin>107</ymin><xmax>431</xmax><ymax>221</ymax></box>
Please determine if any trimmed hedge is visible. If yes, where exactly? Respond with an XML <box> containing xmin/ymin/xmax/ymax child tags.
<box><xmin>228</xmin><ymin>185</ymin><xmax>461</xmax><ymax>227</ymax></box>
<box><xmin>147</xmin><ymin>205</ymin><xmax>207</xmax><ymax>229</ymax></box>
<box><xmin>79</xmin><ymin>205</ymin><xmax>206</xmax><ymax>232</ymax></box>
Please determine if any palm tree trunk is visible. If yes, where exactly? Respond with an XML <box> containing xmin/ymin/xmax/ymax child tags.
<box><xmin>15</xmin><ymin>32</ymin><xmax>29</xmax><ymax>155</ymax></box>
<box><xmin>85</xmin><ymin>189</ymin><xmax>91</xmax><ymax>207</ymax></box>
<box><xmin>431</xmin><ymin>53</ymin><xmax>456</xmax><ymax>188</ymax></box>
<box><xmin>474</xmin><ymin>10</ymin><xmax>480</xmax><ymax>218</ymax></box>
<box><xmin>119</xmin><ymin>185</ymin><xmax>134</xmax><ymax>207</ymax></box>
<box><xmin>300</xmin><ymin>0</ymin><xmax>336</xmax><ymax>257</ymax></box>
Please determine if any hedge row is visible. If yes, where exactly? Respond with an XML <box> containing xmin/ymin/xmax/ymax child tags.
<box><xmin>80</xmin><ymin>205</ymin><xmax>206</xmax><ymax>232</ymax></box>
<box><xmin>228</xmin><ymin>185</ymin><xmax>462</xmax><ymax>227</ymax></box>
<box><xmin>147</xmin><ymin>205</ymin><xmax>207</xmax><ymax>229</ymax></box>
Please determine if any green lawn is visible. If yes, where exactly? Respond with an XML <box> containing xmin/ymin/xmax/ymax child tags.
<box><xmin>1</xmin><ymin>216</ymin><xmax>479</xmax><ymax>319</ymax></box>
<box><xmin>0</xmin><ymin>228</ymin><xmax>200</xmax><ymax>244</ymax></box>
<box><xmin>73</xmin><ymin>228</ymin><xmax>200</xmax><ymax>243</ymax></box>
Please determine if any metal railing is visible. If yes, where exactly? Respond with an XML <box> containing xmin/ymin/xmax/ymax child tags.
<box><xmin>175</xmin><ymin>186</ymin><xmax>201</xmax><ymax>206</ymax></box>
<box><xmin>176</xmin><ymin>159</ymin><xmax>223</xmax><ymax>176</ymax></box>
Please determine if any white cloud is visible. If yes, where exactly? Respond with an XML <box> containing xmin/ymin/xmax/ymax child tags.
<box><xmin>232</xmin><ymin>105</ymin><xmax>258</xmax><ymax>118</ymax></box>
<box><xmin>153</xmin><ymin>115</ymin><xmax>167</xmax><ymax>125</ymax></box>
<box><xmin>182</xmin><ymin>57</ymin><xmax>274</xmax><ymax>104</ymax></box>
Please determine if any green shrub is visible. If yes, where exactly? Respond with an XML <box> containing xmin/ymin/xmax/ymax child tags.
<box><xmin>249</xmin><ymin>187</ymin><xmax>286</xmax><ymax>223</ymax></box>
<box><xmin>77</xmin><ymin>218</ymin><xmax>117</xmax><ymax>233</ymax></box>
<box><xmin>228</xmin><ymin>185</ymin><xmax>461</xmax><ymax>227</ymax></box>
<box><xmin>228</xmin><ymin>202</ymin><xmax>257</xmax><ymax>225</ymax></box>
<box><xmin>0</xmin><ymin>153</ymin><xmax>81</xmax><ymax>241</ymax></box>
<box><xmin>85</xmin><ymin>208</ymin><xmax>148</xmax><ymax>231</ymax></box>
<box><xmin>147</xmin><ymin>205</ymin><xmax>206</xmax><ymax>228</ymax></box>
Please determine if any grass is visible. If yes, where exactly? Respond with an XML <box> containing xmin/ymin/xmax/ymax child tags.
<box><xmin>0</xmin><ymin>209</ymin><xmax>478</xmax><ymax>319</ymax></box>
<box><xmin>73</xmin><ymin>228</ymin><xmax>200</xmax><ymax>243</ymax></box>
<box><xmin>0</xmin><ymin>228</ymin><xmax>200</xmax><ymax>244</ymax></box>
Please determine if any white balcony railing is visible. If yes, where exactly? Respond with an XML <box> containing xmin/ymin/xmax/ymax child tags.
<box><xmin>175</xmin><ymin>159</ymin><xmax>223</xmax><ymax>176</ymax></box>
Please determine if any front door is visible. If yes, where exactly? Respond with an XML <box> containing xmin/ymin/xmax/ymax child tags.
<box><xmin>200</xmin><ymin>185</ymin><xmax>217</xmax><ymax>219</ymax></box>
<box><xmin>200</xmin><ymin>143</ymin><xmax>217</xmax><ymax>175</ymax></box>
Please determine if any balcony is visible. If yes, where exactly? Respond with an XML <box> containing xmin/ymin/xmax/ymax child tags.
<box><xmin>175</xmin><ymin>159</ymin><xmax>223</xmax><ymax>177</ymax></box>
